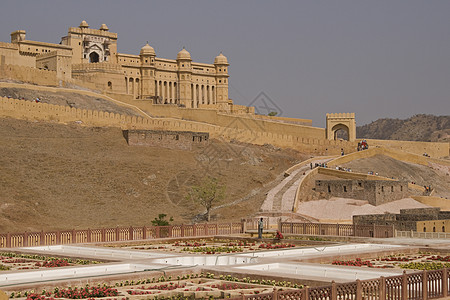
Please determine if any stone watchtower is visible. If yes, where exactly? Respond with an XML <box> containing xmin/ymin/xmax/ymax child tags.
<box><xmin>177</xmin><ymin>48</ymin><xmax>193</xmax><ymax>108</ymax></box>
<box><xmin>214</xmin><ymin>53</ymin><xmax>229</xmax><ymax>110</ymax></box>
<box><xmin>326</xmin><ymin>113</ymin><xmax>356</xmax><ymax>142</ymax></box>
<box><xmin>139</xmin><ymin>43</ymin><xmax>156</xmax><ymax>99</ymax></box>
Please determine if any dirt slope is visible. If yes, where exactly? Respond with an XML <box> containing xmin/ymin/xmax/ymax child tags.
<box><xmin>0</xmin><ymin>117</ymin><xmax>306</xmax><ymax>233</ymax></box>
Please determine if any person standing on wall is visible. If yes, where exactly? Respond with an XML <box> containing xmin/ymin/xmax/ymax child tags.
<box><xmin>258</xmin><ymin>217</ymin><xmax>264</xmax><ymax>239</ymax></box>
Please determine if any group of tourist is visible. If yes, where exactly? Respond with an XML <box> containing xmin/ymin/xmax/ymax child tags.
<box><xmin>357</xmin><ymin>140</ymin><xmax>369</xmax><ymax>151</ymax></box>
<box><xmin>310</xmin><ymin>162</ymin><xmax>328</xmax><ymax>169</ymax></box>
<box><xmin>336</xmin><ymin>166</ymin><xmax>352</xmax><ymax>172</ymax></box>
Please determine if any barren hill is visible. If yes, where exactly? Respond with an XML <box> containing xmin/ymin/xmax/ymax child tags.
<box><xmin>356</xmin><ymin>114</ymin><xmax>450</xmax><ymax>142</ymax></box>
<box><xmin>0</xmin><ymin>118</ymin><xmax>306</xmax><ymax>233</ymax></box>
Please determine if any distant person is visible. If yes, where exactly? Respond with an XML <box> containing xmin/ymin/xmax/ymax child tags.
<box><xmin>341</xmin><ymin>149</ymin><xmax>344</xmax><ymax>156</ymax></box>
<box><xmin>258</xmin><ymin>218</ymin><xmax>264</xmax><ymax>239</ymax></box>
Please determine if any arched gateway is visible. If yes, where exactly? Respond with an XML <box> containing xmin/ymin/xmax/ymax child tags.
<box><xmin>326</xmin><ymin>113</ymin><xmax>356</xmax><ymax>142</ymax></box>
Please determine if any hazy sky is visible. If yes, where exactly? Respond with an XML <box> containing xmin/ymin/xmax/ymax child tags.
<box><xmin>1</xmin><ymin>1</ymin><xmax>449</xmax><ymax>126</ymax></box>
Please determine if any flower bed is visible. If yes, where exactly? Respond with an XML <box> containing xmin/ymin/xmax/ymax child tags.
<box><xmin>332</xmin><ymin>258</ymin><xmax>374</xmax><ymax>267</ymax></box>
<box><xmin>10</xmin><ymin>272</ymin><xmax>305</xmax><ymax>299</ymax></box>
<box><xmin>258</xmin><ymin>243</ymin><xmax>296</xmax><ymax>249</ymax></box>
<box><xmin>182</xmin><ymin>246</ymin><xmax>243</xmax><ymax>254</ymax></box>
<box><xmin>0</xmin><ymin>252</ymin><xmax>100</xmax><ymax>272</ymax></box>
<box><xmin>127</xmin><ymin>239</ymin><xmax>307</xmax><ymax>254</ymax></box>
<box><xmin>329</xmin><ymin>253</ymin><xmax>450</xmax><ymax>270</ymax></box>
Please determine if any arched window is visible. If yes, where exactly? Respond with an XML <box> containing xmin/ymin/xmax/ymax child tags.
<box><xmin>107</xmin><ymin>81</ymin><xmax>112</xmax><ymax>89</ymax></box>
<box><xmin>442</xmin><ymin>226</ymin><xmax>445</xmax><ymax>232</ymax></box>
<box><xmin>433</xmin><ymin>227</ymin><xmax>436</xmax><ymax>232</ymax></box>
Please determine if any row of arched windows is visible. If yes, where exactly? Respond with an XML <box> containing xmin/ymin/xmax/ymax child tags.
<box><xmin>423</xmin><ymin>226</ymin><xmax>445</xmax><ymax>232</ymax></box>
<box><xmin>125</xmin><ymin>77</ymin><xmax>140</xmax><ymax>98</ymax></box>
<box><xmin>123</xmin><ymin>78</ymin><xmax>218</xmax><ymax>104</ymax></box>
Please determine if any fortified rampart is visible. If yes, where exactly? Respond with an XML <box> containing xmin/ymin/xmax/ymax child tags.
<box><xmin>0</xmin><ymin>83</ymin><xmax>448</xmax><ymax>157</ymax></box>
<box><xmin>125</xmin><ymin>129</ymin><xmax>209</xmax><ymax>150</ymax></box>
<box><xmin>315</xmin><ymin>179</ymin><xmax>409</xmax><ymax>206</ymax></box>
<box><xmin>0</xmin><ymin>96</ymin><xmax>360</xmax><ymax>155</ymax></box>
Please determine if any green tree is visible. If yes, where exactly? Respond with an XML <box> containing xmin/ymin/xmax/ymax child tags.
<box><xmin>268</xmin><ymin>111</ymin><xmax>278</xmax><ymax>116</ymax></box>
<box><xmin>186</xmin><ymin>177</ymin><xmax>225</xmax><ymax>222</ymax></box>
<box><xmin>151</xmin><ymin>213</ymin><xmax>173</xmax><ymax>226</ymax></box>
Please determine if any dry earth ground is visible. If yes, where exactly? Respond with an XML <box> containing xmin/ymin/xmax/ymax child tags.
<box><xmin>0</xmin><ymin>117</ymin><xmax>306</xmax><ymax>233</ymax></box>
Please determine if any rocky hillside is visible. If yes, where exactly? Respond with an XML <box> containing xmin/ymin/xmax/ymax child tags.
<box><xmin>357</xmin><ymin>114</ymin><xmax>450</xmax><ymax>142</ymax></box>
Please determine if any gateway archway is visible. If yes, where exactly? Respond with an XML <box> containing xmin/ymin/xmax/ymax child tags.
<box><xmin>326</xmin><ymin>113</ymin><xmax>356</xmax><ymax>142</ymax></box>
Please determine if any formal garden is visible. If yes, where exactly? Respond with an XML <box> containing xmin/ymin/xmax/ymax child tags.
<box><xmin>120</xmin><ymin>238</ymin><xmax>308</xmax><ymax>254</ymax></box>
<box><xmin>8</xmin><ymin>272</ymin><xmax>306</xmax><ymax>299</ymax></box>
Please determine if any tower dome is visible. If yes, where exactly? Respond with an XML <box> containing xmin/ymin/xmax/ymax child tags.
<box><xmin>140</xmin><ymin>42</ymin><xmax>155</xmax><ymax>56</ymax></box>
<box><xmin>177</xmin><ymin>47</ymin><xmax>191</xmax><ymax>60</ymax></box>
<box><xmin>99</xmin><ymin>23</ymin><xmax>109</xmax><ymax>31</ymax></box>
<box><xmin>79</xmin><ymin>20</ymin><xmax>89</xmax><ymax>28</ymax></box>
<box><xmin>214</xmin><ymin>52</ymin><xmax>228</xmax><ymax>64</ymax></box>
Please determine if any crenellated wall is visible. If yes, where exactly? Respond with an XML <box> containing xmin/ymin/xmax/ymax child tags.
<box><xmin>0</xmin><ymin>97</ymin><xmax>358</xmax><ymax>155</ymax></box>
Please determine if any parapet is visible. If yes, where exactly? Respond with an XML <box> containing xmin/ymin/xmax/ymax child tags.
<box><xmin>71</xmin><ymin>62</ymin><xmax>122</xmax><ymax>72</ymax></box>
<box><xmin>0</xmin><ymin>41</ymin><xmax>18</xmax><ymax>50</ymax></box>
<box><xmin>326</xmin><ymin>113</ymin><xmax>355</xmax><ymax>119</ymax></box>
<box><xmin>68</xmin><ymin>27</ymin><xmax>117</xmax><ymax>39</ymax></box>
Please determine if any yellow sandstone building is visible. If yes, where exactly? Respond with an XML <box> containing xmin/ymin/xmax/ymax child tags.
<box><xmin>1</xmin><ymin>20</ymin><xmax>231</xmax><ymax>110</ymax></box>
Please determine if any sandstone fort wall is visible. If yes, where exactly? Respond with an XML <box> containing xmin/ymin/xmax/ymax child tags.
<box><xmin>366</xmin><ymin>139</ymin><xmax>449</xmax><ymax>160</ymax></box>
<box><xmin>0</xmin><ymin>81</ymin><xmax>448</xmax><ymax>158</ymax></box>
<box><xmin>315</xmin><ymin>179</ymin><xmax>408</xmax><ymax>206</ymax></box>
<box><xmin>0</xmin><ymin>96</ymin><xmax>359</xmax><ymax>155</ymax></box>
<box><xmin>0</xmin><ymin>64</ymin><xmax>57</xmax><ymax>86</ymax></box>
<box><xmin>126</xmin><ymin>130</ymin><xmax>209</xmax><ymax>151</ymax></box>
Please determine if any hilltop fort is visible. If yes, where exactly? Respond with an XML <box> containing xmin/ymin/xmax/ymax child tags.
<box><xmin>0</xmin><ymin>20</ymin><xmax>448</xmax><ymax>159</ymax></box>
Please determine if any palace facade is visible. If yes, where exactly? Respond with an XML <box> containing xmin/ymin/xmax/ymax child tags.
<box><xmin>0</xmin><ymin>20</ymin><xmax>230</xmax><ymax>109</ymax></box>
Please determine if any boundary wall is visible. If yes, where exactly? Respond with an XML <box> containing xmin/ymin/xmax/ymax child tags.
<box><xmin>367</xmin><ymin>139</ymin><xmax>449</xmax><ymax>159</ymax></box>
<box><xmin>0</xmin><ymin>82</ymin><xmax>450</xmax><ymax>157</ymax></box>
<box><xmin>0</xmin><ymin>96</ymin><xmax>357</xmax><ymax>154</ymax></box>
<box><xmin>0</xmin><ymin>223</ymin><xmax>243</xmax><ymax>248</ymax></box>
<box><xmin>411</xmin><ymin>196</ymin><xmax>450</xmax><ymax>211</ymax></box>
<box><xmin>0</xmin><ymin>221</ymin><xmax>395</xmax><ymax>248</ymax></box>
<box><xmin>280</xmin><ymin>221</ymin><xmax>393</xmax><ymax>237</ymax></box>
